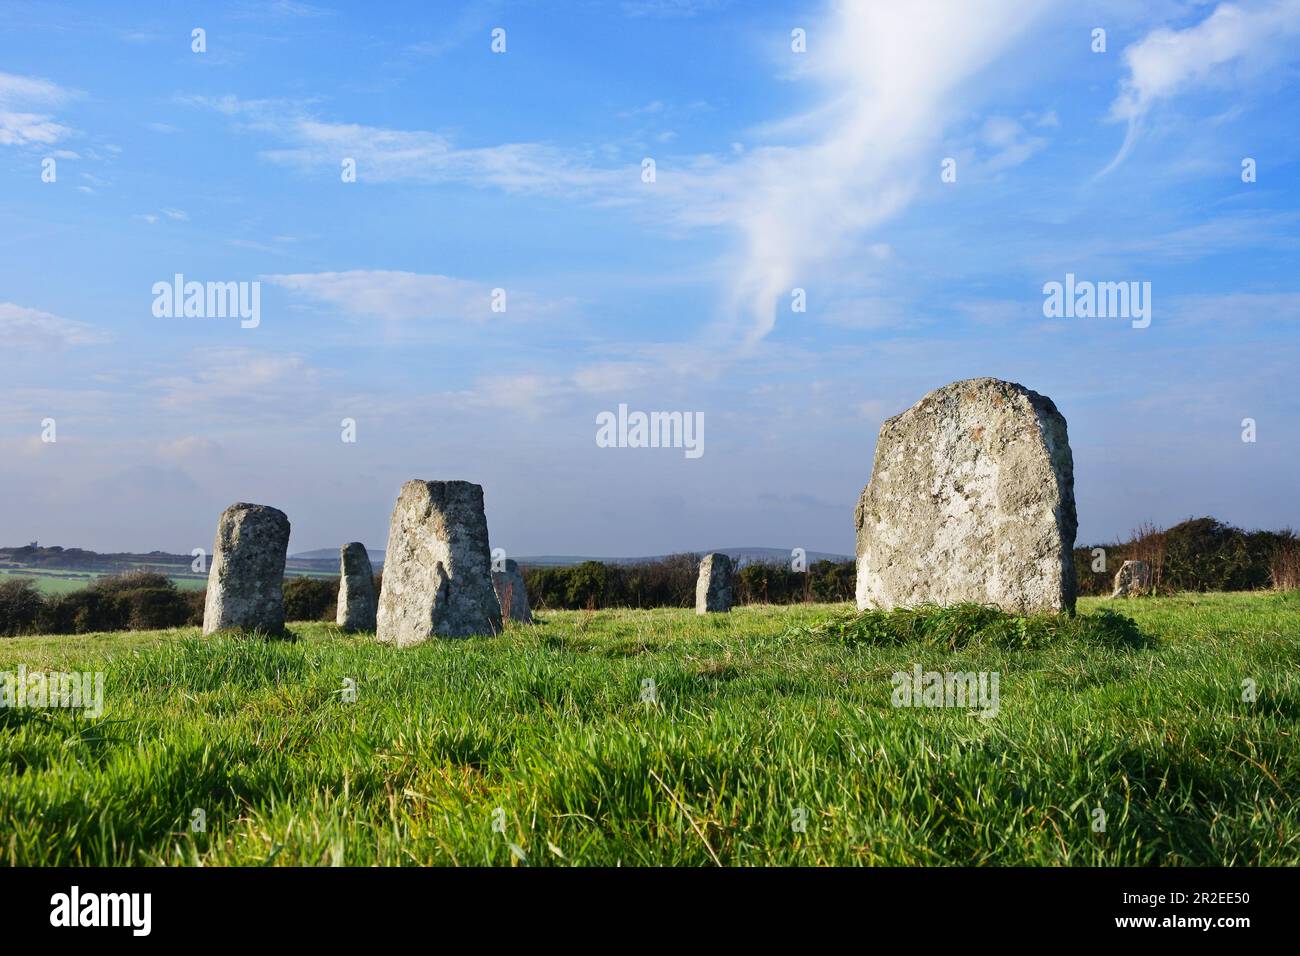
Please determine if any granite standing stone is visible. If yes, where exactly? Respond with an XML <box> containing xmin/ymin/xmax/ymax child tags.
<box><xmin>492</xmin><ymin>558</ymin><xmax>533</xmax><ymax>623</ymax></box>
<box><xmin>855</xmin><ymin>377</ymin><xmax>1078</xmax><ymax>614</ymax></box>
<box><xmin>376</xmin><ymin>480</ymin><xmax>502</xmax><ymax>645</ymax></box>
<box><xmin>695</xmin><ymin>552</ymin><xmax>735</xmax><ymax>614</ymax></box>
<box><xmin>202</xmin><ymin>502</ymin><xmax>291</xmax><ymax>635</ymax></box>
<box><xmin>1110</xmin><ymin>560</ymin><xmax>1152</xmax><ymax>598</ymax></box>
<box><xmin>336</xmin><ymin>542</ymin><xmax>378</xmax><ymax>630</ymax></box>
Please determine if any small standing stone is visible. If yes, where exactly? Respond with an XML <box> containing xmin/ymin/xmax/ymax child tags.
<box><xmin>492</xmin><ymin>558</ymin><xmax>533</xmax><ymax>623</ymax></box>
<box><xmin>336</xmin><ymin>542</ymin><xmax>377</xmax><ymax>630</ymax></box>
<box><xmin>1110</xmin><ymin>560</ymin><xmax>1152</xmax><ymax>598</ymax></box>
<box><xmin>202</xmin><ymin>502</ymin><xmax>291</xmax><ymax>635</ymax></box>
<box><xmin>376</xmin><ymin>480</ymin><xmax>502</xmax><ymax>646</ymax></box>
<box><xmin>696</xmin><ymin>553</ymin><xmax>735</xmax><ymax>614</ymax></box>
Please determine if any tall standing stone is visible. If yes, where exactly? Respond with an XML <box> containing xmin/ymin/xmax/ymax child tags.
<box><xmin>1110</xmin><ymin>560</ymin><xmax>1151</xmax><ymax>598</ymax></box>
<box><xmin>376</xmin><ymin>480</ymin><xmax>502</xmax><ymax>645</ymax></box>
<box><xmin>855</xmin><ymin>378</ymin><xmax>1078</xmax><ymax>614</ymax></box>
<box><xmin>695</xmin><ymin>552</ymin><xmax>735</xmax><ymax>614</ymax></box>
<box><xmin>202</xmin><ymin>502</ymin><xmax>291</xmax><ymax>635</ymax></box>
<box><xmin>492</xmin><ymin>558</ymin><xmax>533</xmax><ymax>623</ymax></box>
<box><xmin>336</xmin><ymin>542</ymin><xmax>378</xmax><ymax>630</ymax></box>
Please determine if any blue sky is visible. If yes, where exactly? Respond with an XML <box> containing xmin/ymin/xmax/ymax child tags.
<box><xmin>1</xmin><ymin>0</ymin><xmax>1297</xmax><ymax>557</ymax></box>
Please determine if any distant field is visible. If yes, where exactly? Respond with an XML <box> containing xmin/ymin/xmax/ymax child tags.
<box><xmin>0</xmin><ymin>592</ymin><xmax>1296</xmax><ymax>866</ymax></box>
<box><xmin>0</xmin><ymin>566</ymin><xmax>326</xmax><ymax>594</ymax></box>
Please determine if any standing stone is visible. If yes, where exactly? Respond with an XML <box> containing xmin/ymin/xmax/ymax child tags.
<box><xmin>202</xmin><ymin>502</ymin><xmax>291</xmax><ymax>635</ymax></box>
<box><xmin>695</xmin><ymin>553</ymin><xmax>735</xmax><ymax>614</ymax></box>
<box><xmin>855</xmin><ymin>378</ymin><xmax>1078</xmax><ymax>614</ymax></box>
<box><xmin>492</xmin><ymin>558</ymin><xmax>533</xmax><ymax>623</ymax></box>
<box><xmin>1110</xmin><ymin>560</ymin><xmax>1151</xmax><ymax>598</ymax></box>
<box><xmin>336</xmin><ymin>542</ymin><xmax>378</xmax><ymax>630</ymax></box>
<box><xmin>376</xmin><ymin>480</ymin><xmax>501</xmax><ymax>645</ymax></box>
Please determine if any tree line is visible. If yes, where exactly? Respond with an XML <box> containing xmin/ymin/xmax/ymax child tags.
<box><xmin>1</xmin><ymin>516</ymin><xmax>1295</xmax><ymax>635</ymax></box>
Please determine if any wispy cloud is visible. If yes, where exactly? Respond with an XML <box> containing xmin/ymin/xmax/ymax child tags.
<box><xmin>0</xmin><ymin>71</ymin><xmax>74</xmax><ymax>146</ymax></box>
<box><xmin>0</xmin><ymin>303</ymin><xmax>105</xmax><ymax>349</ymax></box>
<box><xmin>264</xmin><ymin>270</ymin><xmax>565</xmax><ymax>325</ymax></box>
<box><xmin>1102</xmin><ymin>0</ymin><xmax>1300</xmax><ymax>174</ymax></box>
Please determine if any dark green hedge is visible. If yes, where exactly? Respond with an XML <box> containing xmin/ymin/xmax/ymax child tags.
<box><xmin>522</xmin><ymin>555</ymin><xmax>856</xmax><ymax>611</ymax></box>
<box><xmin>1074</xmin><ymin>517</ymin><xmax>1297</xmax><ymax>596</ymax></box>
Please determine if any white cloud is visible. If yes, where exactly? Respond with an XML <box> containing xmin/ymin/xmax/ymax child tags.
<box><xmin>0</xmin><ymin>302</ymin><xmax>105</xmax><ymax>349</ymax></box>
<box><xmin>1103</xmin><ymin>0</ymin><xmax>1300</xmax><ymax>173</ymax></box>
<box><xmin>675</xmin><ymin>0</ymin><xmax>1050</xmax><ymax>349</ymax></box>
<box><xmin>264</xmin><ymin>270</ymin><xmax>562</xmax><ymax>324</ymax></box>
<box><xmin>0</xmin><ymin>71</ymin><xmax>73</xmax><ymax>147</ymax></box>
<box><xmin>979</xmin><ymin>115</ymin><xmax>1048</xmax><ymax>173</ymax></box>
<box><xmin>190</xmin><ymin>2</ymin><xmax>1051</xmax><ymax>354</ymax></box>
<box><xmin>0</xmin><ymin>110</ymin><xmax>71</xmax><ymax>146</ymax></box>
<box><xmin>151</xmin><ymin>348</ymin><xmax>329</xmax><ymax>415</ymax></box>
<box><xmin>0</xmin><ymin>72</ymin><xmax>69</xmax><ymax>105</ymax></box>
<box><xmin>271</xmin><ymin>120</ymin><xmax>628</xmax><ymax>194</ymax></box>
<box><xmin>156</xmin><ymin>435</ymin><xmax>222</xmax><ymax>464</ymax></box>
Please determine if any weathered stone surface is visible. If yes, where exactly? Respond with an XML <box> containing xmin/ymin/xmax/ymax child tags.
<box><xmin>202</xmin><ymin>502</ymin><xmax>290</xmax><ymax>635</ymax></box>
<box><xmin>695</xmin><ymin>553</ymin><xmax>735</xmax><ymax>614</ymax></box>
<box><xmin>1110</xmin><ymin>560</ymin><xmax>1151</xmax><ymax>598</ymax></box>
<box><xmin>336</xmin><ymin>542</ymin><xmax>377</xmax><ymax>630</ymax></box>
<box><xmin>376</xmin><ymin>480</ymin><xmax>502</xmax><ymax>645</ymax></box>
<box><xmin>855</xmin><ymin>378</ymin><xmax>1078</xmax><ymax>614</ymax></box>
<box><xmin>492</xmin><ymin>558</ymin><xmax>533</xmax><ymax>623</ymax></box>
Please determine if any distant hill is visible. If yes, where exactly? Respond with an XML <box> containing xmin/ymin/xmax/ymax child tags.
<box><xmin>1</xmin><ymin>544</ymin><xmax>341</xmax><ymax>581</ymax></box>
<box><xmin>291</xmin><ymin>546</ymin><xmax>851</xmax><ymax>568</ymax></box>
<box><xmin>2</xmin><ymin>543</ymin><xmax>851</xmax><ymax>582</ymax></box>
<box><xmin>290</xmin><ymin>547</ymin><xmax>382</xmax><ymax>562</ymax></box>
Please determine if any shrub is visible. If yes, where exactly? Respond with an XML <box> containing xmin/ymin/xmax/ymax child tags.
<box><xmin>94</xmin><ymin>571</ymin><xmax>191</xmax><ymax>629</ymax></box>
<box><xmin>1163</xmin><ymin>517</ymin><xmax>1257</xmax><ymax>592</ymax></box>
<box><xmin>736</xmin><ymin>562</ymin><xmax>799</xmax><ymax>604</ymax></box>
<box><xmin>0</xmin><ymin>578</ymin><xmax>45</xmax><ymax>636</ymax></box>
<box><xmin>1268</xmin><ymin>532</ymin><xmax>1300</xmax><ymax>590</ymax></box>
<box><xmin>40</xmin><ymin>588</ymin><xmax>115</xmax><ymax>633</ymax></box>
<box><xmin>809</xmin><ymin>560</ymin><xmax>856</xmax><ymax>602</ymax></box>
<box><xmin>33</xmin><ymin>572</ymin><xmax>192</xmax><ymax>633</ymax></box>
<box><xmin>521</xmin><ymin>556</ymin><xmax>856</xmax><ymax>610</ymax></box>
<box><xmin>564</xmin><ymin>561</ymin><xmax>612</xmax><ymax>610</ymax></box>
<box><xmin>183</xmin><ymin>588</ymin><xmax>206</xmax><ymax>626</ymax></box>
<box><xmin>1077</xmin><ymin>517</ymin><xmax>1289</xmax><ymax>595</ymax></box>
<box><xmin>1128</xmin><ymin>521</ymin><xmax>1166</xmax><ymax>593</ymax></box>
<box><xmin>806</xmin><ymin>602</ymin><xmax>1149</xmax><ymax>651</ymax></box>
<box><xmin>282</xmin><ymin>576</ymin><xmax>339</xmax><ymax>622</ymax></box>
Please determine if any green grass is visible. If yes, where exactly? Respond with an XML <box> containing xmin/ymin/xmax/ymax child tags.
<box><xmin>1</xmin><ymin>592</ymin><xmax>1297</xmax><ymax>866</ymax></box>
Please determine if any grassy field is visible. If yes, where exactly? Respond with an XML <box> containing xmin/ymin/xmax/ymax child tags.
<box><xmin>0</xmin><ymin>566</ymin><xmax>350</xmax><ymax>595</ymax></box>
<box><xmin>1</xmin><ymin>592</ymin><xmax>1296</xmax><ymax>866</ymax></box>
<box><xmin>0</xmin><ymin>568</ymin><xmax>209</xmax><ymax>594</ymax></box>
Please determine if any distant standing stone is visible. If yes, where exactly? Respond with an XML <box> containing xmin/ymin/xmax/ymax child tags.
<box><xmin>696</xmin><ymin>553</ymin><xmax>735</xmax><ymax>614</ymax></box>
<box><xmin>492</xmin><ymin>558</ymin><xmax>533</xmax><ymax>623</ymax></box>
<box><xmin>855</xmin><ymin>378</ymin><xmax>1078</xmax><ymax>614</ymax></box>
<box><xmin>376</xmin><ymin>480</ymin><xmax>502</xmax><ymax>645</ymax></box>
<box><xmin>1110</xmin><ymin>560</ymin><xmax>1151</xmax><ymax>598</ymax></box>
<box><xmin>336</xmin><ymin>542</ymin><xmax>377</xmax><ymax>630</ymax></box>
<box><xmin>202</xmin><ymin>502</ymin><xmax>291</xmax><ymax>635</ymax></box>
